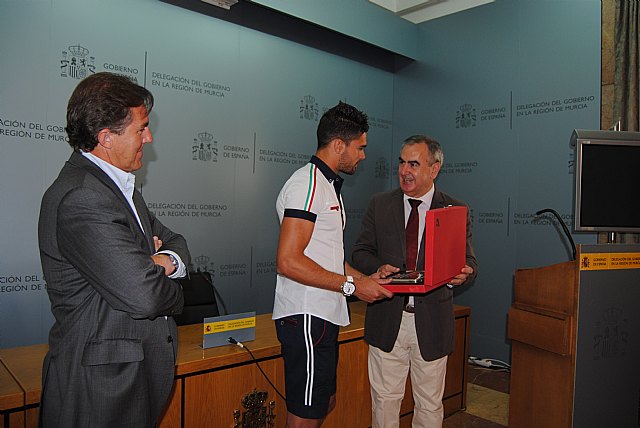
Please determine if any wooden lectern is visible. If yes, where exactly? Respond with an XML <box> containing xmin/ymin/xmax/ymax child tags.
<box><xmin>508</xmin><ymin>244</ymin><xmax>640</xmax><ymax>428</ymax></box>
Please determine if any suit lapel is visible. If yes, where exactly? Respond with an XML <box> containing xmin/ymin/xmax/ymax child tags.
<box><xmin>429</xmin><ymin>188</ymin><xmax>446</xmax><ymax>210</ymax></box>
<box><xmin>389</xmin><ymin>189</ymin><xmax>407</xmax><ymax>264</ymax></box>
<box><xmin>69</xmin><ymin>152</ymin><xmax>152</xmax><ymax>252</ymax></box>
<box><xmin>133</xmin><ymin>191</ymin><xmax>155</xmax><ymax>252</ymax></box>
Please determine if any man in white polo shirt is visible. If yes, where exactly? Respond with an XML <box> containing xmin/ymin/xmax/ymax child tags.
<box><xmin>273</xmin><ymin>101</ymin><xmax>393</xmax><ymax>428</ymax></box>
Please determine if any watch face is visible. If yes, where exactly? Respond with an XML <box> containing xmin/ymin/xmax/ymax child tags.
<box><xmin>169</xmin><ymin>254</ymin><xmax>178</xmax><ymax>268</ymax></box>
<box><xmin>343</xmin><ymin>282</ymin><xmax>355</xmax><ymax>296</ymax></box>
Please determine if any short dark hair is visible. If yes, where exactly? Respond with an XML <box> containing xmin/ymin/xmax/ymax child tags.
<box><xmin>316</xmin><ymin>101</ymin><xmax>369</xmax><ymax>149</ymax></box>
<box><xmin>402</xmin><ymin>134</ymin><xmax>444</xmax><ymax>165</ymax></box>
<box><xmin>65</xmin><ymin>72</ymin><xmax>154</xmax><ymax>152</ymax></box>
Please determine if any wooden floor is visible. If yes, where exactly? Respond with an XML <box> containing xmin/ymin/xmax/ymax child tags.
<box><xmin>443</xmin><ymin>364</ymin><xmax>510</xmax><ymax>428</ymax></box>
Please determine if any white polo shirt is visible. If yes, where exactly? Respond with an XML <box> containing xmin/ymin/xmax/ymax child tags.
<box><xmin>272</xmin><ymin>156</ymin><xmax>349</xmax><ymax>326</ymax></box>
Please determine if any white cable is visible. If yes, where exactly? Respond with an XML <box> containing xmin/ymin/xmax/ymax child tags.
<box><xmin>468</xmin><ymin>356</ymin><xmax>511</xmax><ymax>369</ymax></box>
<box><xmin>228</xmin><ymin>337</ymin><xmax>245</xmax><ymax>348</ymax></box>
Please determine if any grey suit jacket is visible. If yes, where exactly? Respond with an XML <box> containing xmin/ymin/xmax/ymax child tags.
<box><xmin>38</xmin><ymin>152</ymin><xmax>190</xmax><ymax>428</ymax></box>
<box><xmin>352</xmin><ymin>187</ymin><xmax>477</xmax><ymax>361</ymax></box>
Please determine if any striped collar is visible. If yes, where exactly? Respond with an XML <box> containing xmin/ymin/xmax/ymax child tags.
<box><xmin>310</xmin><ymin>155</ymin><xmax>343</xmax><ymax>195</ymax></box>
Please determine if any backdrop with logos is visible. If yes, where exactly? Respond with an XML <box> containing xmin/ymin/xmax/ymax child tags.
<box><xmin>0</xmin><ymin>0</ymin><xmax>395</xmax><ymax>348</ymax></box>
<box><xmin>0</xmin><ymin>0</ymin><xmax>601</xmax><ymax>364</ymax></box>
<box><xmin>393</xmin><ymin>0</ymin><xmax>600</xmax><ymax>360</ymax></box>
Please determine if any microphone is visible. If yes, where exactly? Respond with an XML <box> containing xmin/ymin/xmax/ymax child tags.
<box><xmin>535</xmin><ymin>208</ymin><xmax>577</xmax><ymax>261</ymax></box>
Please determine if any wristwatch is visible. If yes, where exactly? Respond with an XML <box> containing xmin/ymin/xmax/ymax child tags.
<box><xmin>167</xmin><ymin>253</ymin><xmax>179</xmax><ymax>272</ymax></box>
<box><xmin>341</xmin><ymin>275</ymin><xmax>356</xmax><ymax>297</ymax></box>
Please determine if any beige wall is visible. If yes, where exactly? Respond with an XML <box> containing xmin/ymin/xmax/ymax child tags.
<box><xmin>599</xmin><ymin>1</ymin><xmax>639</xmax><ymax>244</ymax></box>
<box><xmin>602</xmin><ymin>0</ymin><xmax>614</xmax><ymax>130</ymax></box>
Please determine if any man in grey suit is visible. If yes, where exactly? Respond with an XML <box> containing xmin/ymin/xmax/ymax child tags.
<box><xmin>38</xmin><ymin>72</ymin><xmax>190</xmax><ymax>427</ymax></box>
<box><xmin>352</xmin><ymin>135</ymin><xmax>477</xmax><ymax>428</ymax></box>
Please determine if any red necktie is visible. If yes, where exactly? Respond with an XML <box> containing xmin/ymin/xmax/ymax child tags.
<box><xmin>405</xmin><ymin>199</ymin><xmax>422</xmax><ymax>271</ymax></box>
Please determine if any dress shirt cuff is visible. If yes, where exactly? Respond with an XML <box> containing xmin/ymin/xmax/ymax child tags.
<box><xmin>156</xmin><ymin>250</ymin><xmax>187</xmax><ymax>279</ymax></box>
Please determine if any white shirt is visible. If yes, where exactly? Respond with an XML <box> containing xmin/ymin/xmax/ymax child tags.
<box><xmin>272</xmin><ymin>156</ymin><xmax>349</xmax><ymax>326</ymax></box>
<box><xmin>403</xmin><ymin>186</ymin><xmax>435</xmax><ymax>269</ymax></box>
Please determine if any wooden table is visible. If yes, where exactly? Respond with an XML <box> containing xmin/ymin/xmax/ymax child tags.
<box><xmin>1</xmin><ymin>362</ymin><xmax>24</xmax><ymax>428</ymax></box>
<box><xmin>0</xmin><ymin>343</ymin><xmax>47</xmax><ymax>428</ymax></box>
<box><xmin>1</xmin><ymin>302</ymin><xmax>470</xmax><ymax>428</ymax></box>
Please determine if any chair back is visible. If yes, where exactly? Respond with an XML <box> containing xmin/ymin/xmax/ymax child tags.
<box><xmin>174</xmin><ymin>271</ymin><xmax>220</xmax><ymax>326</ymax></box>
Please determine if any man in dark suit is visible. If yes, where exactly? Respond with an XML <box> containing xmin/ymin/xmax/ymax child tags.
<box><xmin>352</xmin><ymin>135</ymin><xmax>477</xmax><ymax>427</ymax></box>
<box><xmin>38</xmin><ymin>72</ymin><xmax>190</xmax><ymax>428</ymax></box>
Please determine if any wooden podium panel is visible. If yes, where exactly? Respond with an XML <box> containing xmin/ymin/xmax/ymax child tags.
<box><xmin>511</xmin><ymin>341</ymin><xmax>574</xmax><ymax>427</ymax></box>
<box><xmin>509</xmin><ymin>244</ymin><xmax>640</xmax><ymax>428</ymax></box>
<box><xmin>508</xmin><ymin>307</ymin><xmax>571</xmax><ymax>356</ymax></box>
<box><xmin>513</xmin><ymin>259</ymin><xmax>578</xmax><ymax>315</ymax></box>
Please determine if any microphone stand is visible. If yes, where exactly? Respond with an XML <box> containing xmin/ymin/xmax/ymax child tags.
<box><xmin>535</xmin><ymin>208</ymin><xmax>577</xmax><ymax>261</ymax></box>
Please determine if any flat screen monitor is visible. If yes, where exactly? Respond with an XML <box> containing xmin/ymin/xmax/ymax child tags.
<box><xmin>571</xmin><ymin>129</ymin><xmax>640</xmax><ymax>233</ymax></box>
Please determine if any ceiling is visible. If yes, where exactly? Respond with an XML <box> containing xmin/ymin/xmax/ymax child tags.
<box><xmin>368</xmin><ymin>0</ymin><xmax>494</xmax><ymax>23</ymax></box>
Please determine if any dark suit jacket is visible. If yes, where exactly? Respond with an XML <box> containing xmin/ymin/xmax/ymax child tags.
<box><xmin>352</xmin><ymin>187</ymin><xmax>477</xmax><ymax>361</ymax></box>
<box><xmin>38</xmin><ymin>152</ymin><xmax>190</xmax><ymax>428</ymax></box>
